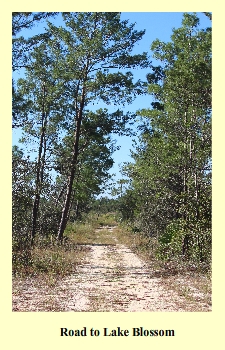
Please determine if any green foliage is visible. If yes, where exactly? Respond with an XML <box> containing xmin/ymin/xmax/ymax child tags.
<box><xmin>97</xmin><ymin>213</ymin><xmax>118</xmax><ymax>227</ymax></box>
<box><xmin>13</xmin><ymin>11</ymin><xmax>150</xmax><ymax>243</ymax></box>
<box><xmin>12</xmin><ymin>12</ymin><xmax>211</xmax><ymax>276</ymax></box>
<box><xmin>13</xmin><ymin>234</ymin><xmax>90</xmax><ymax>278</ymax></box>
<box><xmin>91</xmin><ymin>197</ymin><xmax>119</xmax><ymax>214</ymax></box>
<box><xmin>12</xmin><ymin>146</ymin><xmax>34</xmax><ymax>262</ymax></box>
<box><xmin>157</xmin><ymin>220</ymin><xmax>186</xmax><ymax>260</ymax></box>
<box><xmin>119</xmin><ymin>13</ymin><xmax>211</xmax><ymax>269</ymax></box>
<box><xmin>12</xmin><ymin>12</ymin><xmax>57</xmax><ymax>71</ymax></box>
<box><xmin>157</xmin><ymin>219</ymin><xmax>211</xmax><ymax>268</ymax></box>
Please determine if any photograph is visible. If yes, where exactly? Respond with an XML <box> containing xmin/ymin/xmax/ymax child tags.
<box><xmin>12</xmin><ymin>11</ymin><xmax>212</xmax><ymax>313</ymax></box>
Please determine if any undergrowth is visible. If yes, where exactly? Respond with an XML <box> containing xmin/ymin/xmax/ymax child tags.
<box><xmin>115</xmin><ymin>223</ymin><xmax>211</xmax><ymax>276</ymax></box>
<box><xmin>113</xmin><ymin>223</ymin><xmax>211</xmax><ymax>307</ymax></box>
<box><xmin>12</xmin><ymin>212</ymin><xmax>211</xmax><ymax>310</ymax></box>
<box><xmin>13</xmin><ymin>236</ymin><xmax>90</xmax><ymax>281</ymax></box>
<box><xmin>12</xmin><ymin>212</ymin><xmax>116</xmax><ymax>279</ymax></box>
<box><xmin>12</xmin><ymin>212</ymin><xmax>211</xmax><ymax>284</ymax></box>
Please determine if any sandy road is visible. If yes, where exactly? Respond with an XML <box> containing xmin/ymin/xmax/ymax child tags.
<box><xmin>60</xmin><ymin>242</ymin><xmax>186</xmax><ymax>311</ymax></box>
<box><xmin>12</xmin><ymin>226</ymin><xmax>211</xmax><ymax>312</ymax></box>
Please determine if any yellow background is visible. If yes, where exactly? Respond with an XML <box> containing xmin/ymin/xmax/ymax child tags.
<box><xmin>2</xmin><ymin>2</ymin><xmax>222</xmax><ymax>349</ymax></box>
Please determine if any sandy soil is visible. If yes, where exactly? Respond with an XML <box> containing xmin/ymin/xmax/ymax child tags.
<box><xmin>12</xmin><ymin>227</ymin><xmax>211</xmax><ymax>312</ymax></box>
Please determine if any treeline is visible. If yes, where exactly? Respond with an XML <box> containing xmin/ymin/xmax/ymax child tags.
<box><xmin>12</xmin><ymin>12</ymin><xmax>211</xmax><ymax>271</ymax></box>
<box><xmin>119</xmin><ymin>14</ymin><xmax>212</xmax><ymax>268</ymax></box>
<box><xmin>12</xmin><ymin>12</ymin><xmax>149</xmax><ymax>256</ymax></box>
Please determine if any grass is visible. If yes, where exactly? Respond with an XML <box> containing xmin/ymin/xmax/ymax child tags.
<box><xmin>12</xmin><ymin>212</ymin><xmax>117</xmax><ymax>281</ymax></box>
<box><xmin>86</xmin><ymin>211</ymin><xmax>118</xmax><ymax>227</ymax></box>
<box><xmin>65</xmin><ymin>212</ymin><xmax>118</xmax><ymax>246</ymax></box>
<box><xmin>12</xmin><ymin>213</ymin><xmax>211</xmax><ymax>311</ymax></box>
<box><xmin>111</xmin><ymin>223</ymin><xmax>212</xmax><ymax>309</ymax></box>
<box><xmin>12</xmin><ymin>221</ymin><xmax>95</xmax><ymax>282</ymax></box>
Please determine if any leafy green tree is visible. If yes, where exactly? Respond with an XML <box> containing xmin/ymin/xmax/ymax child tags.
<box><xmin>12</xmin><ymin>146</ymin><xmax>35</xmax><ymax>266</ymax></box>
<box><xmin>123</xmin><ymin>13</ymin><xmax>211</xmax><ymax>264</ymax></box>
<box><xmin>148</xmin><ymin>13</ymin><xmax>211</xmax><ymax>230</ymax></box>
<box><xmin>12</xmin><ymin>13</ymin><xmax>57</xmax><ymax>133</ymax></box>
<box><xmin>15</xmin><ymin>41</ymin><xmax>69</xmax><ymax>243</ymax></box>
<box><xmin>13</xmin><ymin>12</ymin><xmax>149</xmax><ymax>243</ymax></box>
<box><xmin>42</xmin><ymin>12</ymin><xmax>149</xmax><ymax>240</ymax></box>
<box><xmin>53</xmin><ymin>115</ymin><xmax>116</xmax><ymax>221</ymax></box>
<box><xmin>12</xmin><ymin>12</ymin><xmax>57</xmax><ymax>70</ymax></box>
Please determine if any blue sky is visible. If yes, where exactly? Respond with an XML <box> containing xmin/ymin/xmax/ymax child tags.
<box><xmin>12</xmin><ymin>12</ymin><xmax>211</xmax><ymax>195</ymax></box>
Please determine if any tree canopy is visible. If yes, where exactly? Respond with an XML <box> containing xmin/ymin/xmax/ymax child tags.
<box><xmin>120</xmin><ymin>13</ymin><xmax>211</xmax><ymax>265</ymax></box>
<box><xmin>12</xmin><ymin>12</ymin><xmax>211</xmax><ymax>270</ymax></box>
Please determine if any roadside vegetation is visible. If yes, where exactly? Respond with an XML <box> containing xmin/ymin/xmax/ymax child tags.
<box><xmin>12</xmin><ymin>12</ymin><xmax>211</xmax><ymax>306</ymax></box>
<box><xmin>114</xmin><ymin>220</ymin><xmax>211</xmax><ymax>306</ymax></box>
<box><xmin>12</xmin><ymin>212</ymin><xmax>118</xmax><ymax>280</ymax></box>
<box><xmin>13</xmin><ymin>212</ymin><xmax>211</xmax><ymax>310</ymax></box>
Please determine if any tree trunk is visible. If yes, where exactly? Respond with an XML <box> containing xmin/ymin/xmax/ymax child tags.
<box><xmin>57</xmin><ymin>57</ymin><xmax>89</xmax><ymax>241</ymax></box>
<box><xmin>57</xmin><ymin>75</ymin><xmax>88</xmax><ymax>241</ymax></box>
<box><xmin>31</xmin><ymin>84</ymin><xmax>47</xmax><ymax>246</ymax></box>
<box><xmin>57</xmin><ymin>116</ymin><xmax>81</xmax><ymax>241</ymax></box>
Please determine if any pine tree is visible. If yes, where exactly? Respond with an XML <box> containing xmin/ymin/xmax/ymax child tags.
<box><xmin>13</xmin><ymin>12</ymin><xmax>150</xmax><ymax>243</ymax></box>
<box><xmin>43</xmin><ymin>12</ymin><xmax>149</xmax><ymax>240</ymax></box>
<box><xmin>125</xmin><ymin>13</ymin><xmax>211</xmax><ymax>263</ymax></box>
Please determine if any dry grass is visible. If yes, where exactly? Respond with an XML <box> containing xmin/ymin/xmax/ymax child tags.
<box><xmin>12</xmin><ymin>214</ymin><xmax>117</xmax><ymax>287</ymax></box>
<box><xmin>66</xmin><ymin>213</ymin><xmax>118</xmax><ymax>246</ymax></box>
<box><xmin>13</xmin><ymin>237</ymin><xmax>90</xmax><ymax>279</ymax></box>
<box><xmin>112</xmin><ymin>224</ymin><xmax>212</xmax><ymax>310</ymax></box>
<box><xmin>164</xmin><ymin>272</ymin><xmax>212</xmax><ymax>306</ymax></box>
<box><xmin>12</xmin><ymin>214</ymin><xmax>211</xmax><ymax>312</ymax></box>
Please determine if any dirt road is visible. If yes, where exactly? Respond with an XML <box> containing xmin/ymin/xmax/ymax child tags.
<box><xmin>12</xmin><ymin>226</ymin><xmax>211</xmax><ymax>312</ymax></box>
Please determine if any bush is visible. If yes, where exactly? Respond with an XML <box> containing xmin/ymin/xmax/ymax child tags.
<box><xmin>157</xmin><ymin>219</ymin><xmax>211</xmax><ymax>269</ymax></box>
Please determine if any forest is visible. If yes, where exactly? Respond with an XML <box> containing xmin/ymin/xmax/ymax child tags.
<box><xmin>12</xmin><ymin>12</ymin><xmax>212</xmax><ymax>277</ymax></box>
